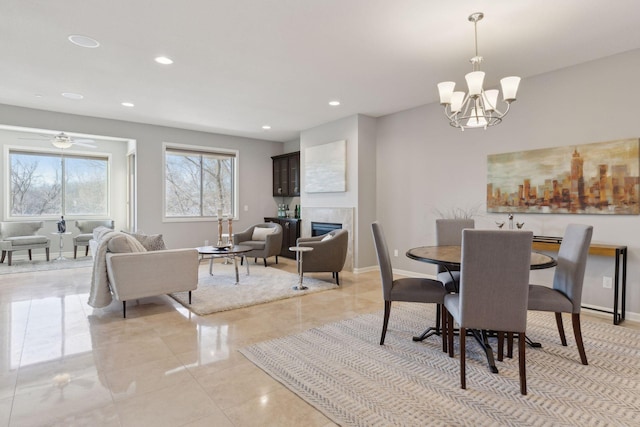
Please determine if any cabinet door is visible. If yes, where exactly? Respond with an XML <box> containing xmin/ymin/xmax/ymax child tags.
<box><xmin>272</xmin><ymin>157</ymin><xmax>289</xmax><ymax>196</ymax></box>
<box><xmin>288</xmin><ymin>152</ymin><xmax>300</xmax><ymax>196</ymax></box>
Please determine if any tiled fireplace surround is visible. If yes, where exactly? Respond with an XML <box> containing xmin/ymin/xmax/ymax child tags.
<box><xmin>300</xmin><ymin>207</ymin><xmax>354</xmax><ymax>271</ymax></box>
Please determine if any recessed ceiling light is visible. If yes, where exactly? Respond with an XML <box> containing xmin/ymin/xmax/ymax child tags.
<box><xmin>68</xmin><ymin>35</ymin><xmax>100</xmax><ymax>48</ymax></box>
<box><xmin>155</xmin><ymin>56</ymin><xmax>174</xmax><ymax>65</ymax></box>
<box><xmin>262</xmin><ymin>125</ymin><xmax>272</xmax><ymax>130</ymax></box>
<box><xmin>121</xmin><ymin>102</ymin><xmax>135</xmax><ymax>107</ymax></box>
<box><xmin>61</xmin><ymin>92</ymin><xmax>84</xmax><ymax>100</ymax></box>
<box><xmin>329</xmin><ymin>100</ymin><xmax>341</xmax><ymax>106</ymax></box>
<box><xmin>35</xmin><ymin>94</ymin><xmax>43</xmax><ymax>98</ymax></box>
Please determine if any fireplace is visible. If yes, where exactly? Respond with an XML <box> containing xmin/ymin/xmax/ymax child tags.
<box><xmin>311</xmin><ymin>222</ymin><xmax>342</xmax><ymax>237</ymax></box>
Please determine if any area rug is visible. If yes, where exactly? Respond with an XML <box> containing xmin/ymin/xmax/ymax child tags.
<box><xmin>240</xmin><ymin>302</ymin><xmax>640</xmax><ymax>426</ymax></box>
<box><xmin>0</xmin><ymin>257</ymin><xmax>93</xmax><ymax>275</ymax></box>
<box><xmin>170</xmin><ymin>262</ymin><xmax>337</xmax><ymax>315</ymax></box>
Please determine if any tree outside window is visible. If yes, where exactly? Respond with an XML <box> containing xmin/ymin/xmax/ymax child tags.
<box><xmin>165</xmin><ymin>146</ymin><xmax>236</xmax><ymax>218</ymax></box>
<box><xmin>9</xmin><ymin>150</ymin><xmax>108</xmax><ymax>217</ymax></box>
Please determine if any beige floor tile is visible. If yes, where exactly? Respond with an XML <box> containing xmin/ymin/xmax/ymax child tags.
<box><xmin>196</xmin><ymin>359</ymin><xmax>286</xmax><ymax>410</ymax></box>
<box><xmin>92</xmin><ymin>335</ymin><xmax>176</xmax><ymax>373</ymax></box>
<box><xmin>10</xmin><ymin>372</ymin><xmax>113</xmax><ymax>427</ymax></box>
<box><xmin>103</xmin><ymin>356</ymin><xmax>194</xmax><ymax>402</ymax></box>
<box><xmin>223</xmin><ymin>388</ymin><xmax>335</xmax><ymax>427</ymax></box>
<box><xmin>114</xmin><ymin>380</ymin><xmax>224</xmax><ymax>427</ymax></box>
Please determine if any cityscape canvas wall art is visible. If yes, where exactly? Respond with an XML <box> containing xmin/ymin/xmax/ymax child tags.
<box><xmin>487</xmin><ymin>138</ymin><xmax>639</xmax><ymax>215</ymax></box>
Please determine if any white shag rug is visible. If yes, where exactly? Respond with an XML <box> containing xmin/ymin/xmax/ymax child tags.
<box><xmin>240</xmin><ymin>302</ymin><xmax>640</xmax><ymax>427</ymax></box>
<box><xmin>0</xmin><ymin>257</ymin><xmax>93</xmax><ymax>275</ymax></box>
<box><xmin>170</xmin><ymin>261</ymin><xmax>337</xmax><ymax>315</ymax></box>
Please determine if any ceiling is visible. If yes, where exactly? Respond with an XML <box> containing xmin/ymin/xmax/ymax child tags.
<box><xmin>2</xmin><ymin>1</ymin><xmax>640</xmax><ymax>142</ymax></box>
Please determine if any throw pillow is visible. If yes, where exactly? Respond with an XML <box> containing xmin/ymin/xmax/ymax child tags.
<box><xmin>321</xmin><ymin>233</ymin><xmax>334</xmax><ymax>242</ymax></box>
<box><xmin>107</xmin><ymin>234</ymin><xmax>146</xmax><ymax>253</ymax></box>
<box><xmin>252</xmin><ymin>227</ymin><xmax>275</xmax><ymax>241</ymax></box>
<box><xmin>124</xmin><ymin>231</ymin><xmax>167</xmax><ymax>251</ymax></box>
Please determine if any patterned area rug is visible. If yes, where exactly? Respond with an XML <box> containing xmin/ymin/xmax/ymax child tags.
<box><xmin>240</xmin><ymin>302</ymin><xmax>640</xmax><ymax>426</ymax></box>
<box><xmin>170</xmin><ymin>261</ymin><xmax>337</xmax><ymax>315</ymax></box>
<box><xmin>0</xmin><ymin>257</ymin><xmax>93</xmax><ymax>275</ymax></box>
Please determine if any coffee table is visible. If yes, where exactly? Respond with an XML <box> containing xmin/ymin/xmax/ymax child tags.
<box><xmin>196</xmin><ymin>245</ymin><xmax>252</xmax><ymax>285</ymax></box>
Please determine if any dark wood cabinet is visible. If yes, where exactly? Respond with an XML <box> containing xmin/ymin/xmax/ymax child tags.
<box><xmin>264</xmin><ymin>217</ymin><xmax>301</xmax><ymax>259</ymax></box>
<box><xmin>272</xmin><ymin>151</ymin><xmax>300</xmax><ymax>197</ymax></box>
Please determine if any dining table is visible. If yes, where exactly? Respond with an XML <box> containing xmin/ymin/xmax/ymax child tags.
<box><xmin>406</xmin><ymin>244</ymin><xmax>557</xmax><ymax>373</ymax></box>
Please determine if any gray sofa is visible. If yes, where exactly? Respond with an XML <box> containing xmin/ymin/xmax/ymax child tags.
<box><xmin>0</xmin><ymin>221</ymin><xmax>50</xmax><ymax>266</ymax></box>
<box><xmin>233</xmin><ymin>222</ymin><xmax>283</xmax><ymax>267</ymax></box>
<box><xmin>74</xmin><ymin>220</ymin><xmax>115</xmax><ymax>258</ymax></box>
<box><xmin>296</xmin><ymin>229</ymin><xmax>348</xmax><ymax>285</ymax></box>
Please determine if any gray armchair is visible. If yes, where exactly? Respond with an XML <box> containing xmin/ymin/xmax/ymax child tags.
<box><xmin>74</xmin><ymin>220</ymin><xmax>114</xmax><ymax>258</ymax></box>
<box><xmin>296</xmin><ymin>228</ymin><xmax>348</xmax><ymax>285</ymax></box>
<box><xmin>0</xmin><ymin>221</ymin><xmax>50</xmax><ymax>266</ymax></box>
<box><xmin>233</xmin><ymin>222</ymin><xmax>283</xmax><ymax>267</ymax></box>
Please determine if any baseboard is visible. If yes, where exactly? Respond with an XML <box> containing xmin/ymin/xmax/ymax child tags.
<box><xmin>352</xmin><ymin>265</ymin><xmax>379</xmax><ymax>274</ymax></box>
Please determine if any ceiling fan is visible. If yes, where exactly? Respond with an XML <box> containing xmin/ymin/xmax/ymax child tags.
<box><xmin>20</xmin><ymin>131</ymin><xmax>97</xmax><ymax>149</ymax></box>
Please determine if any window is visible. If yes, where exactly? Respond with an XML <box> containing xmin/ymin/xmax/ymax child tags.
<box><xmin>8</xmin><ymin>149</ymin><xmax>109</xmax><ymax>218</ymax></box>
<box><xmin>164</xmin><ymin>145</ymin><xmax>237</xmax><ymax>219</ymax></box>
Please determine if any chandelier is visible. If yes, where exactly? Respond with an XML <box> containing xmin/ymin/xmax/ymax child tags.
<box><xmin>437</xmin><ymin>12</ymin><xmax>521</xmax><ymax>131</ymax></box>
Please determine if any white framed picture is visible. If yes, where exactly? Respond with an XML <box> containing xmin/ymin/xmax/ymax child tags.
<box><xmin>304</xmin><ymin>140</ymin><xmax>346</xmax><ymax>193</ymax></box>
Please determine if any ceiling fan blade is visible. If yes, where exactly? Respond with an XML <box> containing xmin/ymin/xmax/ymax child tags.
<box><xmin>72</xmin><ymin>142</ymin><xmax>97</xmax><ymax>148</ymax></box>
<box><xmin>73</xmin><ymin>138</ymin><xmax>95</xmax><ymax>143</ymax></box>
<box><xmin>19</xmin><ymin>137</ymin><xmax>48</xmax><ymax>141</ymax></box>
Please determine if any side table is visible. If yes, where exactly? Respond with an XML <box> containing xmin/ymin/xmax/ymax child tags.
<box><xmin>289</xmin><ymin>246</ymin><xmax>313</xmax><ymax>290</ymax></box>
<box><xmin>51</xmin><ymin>232</ymin><xmax>72</xmax><ymax>261</ymax></box>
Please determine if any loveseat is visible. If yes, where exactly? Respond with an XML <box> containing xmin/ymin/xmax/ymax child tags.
<box><xmin>88</xmin><ymin>228</ymin><xmax>199</xmax><ymax>317</ymax></box>
<box><xmin>0</xmin><ymin>221</ymin><xmax>50</xmax><ymax>266</ymax></box>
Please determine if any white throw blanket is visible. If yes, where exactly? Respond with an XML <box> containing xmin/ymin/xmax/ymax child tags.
<box><xmin>87</xmin><ymin>231</ymin><xmax>146</xmax><ymax>308</ymax></box>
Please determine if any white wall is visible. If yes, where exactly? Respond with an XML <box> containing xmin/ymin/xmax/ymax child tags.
<box><xmin>0</xmin><ymin>104</ymin><xmax>283</xmax><ymax>251</ymax></box>
<box><xmin>375</xmin><ymin>48</ymin><xmax>640</xmax><ymax>318</ymax></box>
<box><xmin>300</xmin><ymin>114</ymin><xmax>379</xmax><ymax>269</ymax></box>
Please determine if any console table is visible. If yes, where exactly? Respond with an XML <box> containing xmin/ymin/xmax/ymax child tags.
<box><xmin>532</xmin><ymin>236</ymin><xmax>627</xmax><ymax>325</ymax></box>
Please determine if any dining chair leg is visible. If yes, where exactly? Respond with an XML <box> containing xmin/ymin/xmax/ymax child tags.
<box><xmin>518</xmin><ymin>332</ymin><xmax>527</xmax><ymax>395</ymax></box>
<box><xmin>572</xmin><ymin>313</ymin><xmax>589</xmax><ymax>365</ymax></box>
<box><xmin>497</xmin><ymin>332</ymin><xmax>504</xmax><ymax>362</ymax></box>
<box><xmin>380</xmin><ymin>301</ymin><xmax>391</xmax><ymax>345</ymax></box>
<box><xmin>447</xmin><ymin>311</ymin><xmax>455</xmax><ymax>358</ymax></box>
<box><xmin>555</xmin><ymin>312</ymin><xmax>568</xmax><ymax>346</ymax></box>
<box><xmin>507</xmin><ymin>332</ymin><xmax>514</xmax><ymax>358</ymax></box>
<box><xmin>440</xmin><ymin>305</ymin><xmax>447</xmax><ymax>353</ymax></box>
<box><xmin>460</xmin><ymin>326</ymin><xmax>466</xmax><ymax>390</ymax></box>
<box><xmin>28</xmin><ymin>249</ymin><xmax>33</xmax><ymax>260</ymax></box>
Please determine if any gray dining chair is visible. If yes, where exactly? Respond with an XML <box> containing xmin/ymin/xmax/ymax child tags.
<box><xmin>527</xmin><ymin>223</ymin><xmax>593</xmax><ymax>365</ymax></box>
<box><xmin>372</xmin><ymin>222</ymin><xmax>447</xmax><ymax>349</ymax></box>
<box><xmin>435</xmin><ymin>219</ymin><xmax>475</xmax><ymax>292</ymax></box>
<box><xmin>443</xmin><ymin>229</ymin><xmax>532</xmax><ymax>395</ymax></box>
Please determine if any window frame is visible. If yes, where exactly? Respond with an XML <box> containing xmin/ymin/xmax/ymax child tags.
<box><xmin>4</xmin><ymin>145</ymin><xmax>111</xmax><ymax>221</ymax></box>
<box><xmin>162</xmin><ymin>142</ymin><xmax>239</xmax><ymax>223</ymax></box>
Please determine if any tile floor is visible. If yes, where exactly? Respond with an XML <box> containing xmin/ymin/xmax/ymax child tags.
<box><xmin>0</xmin><ymin>257</ymin><xmax>636</xmax><ymax>426</ymax></box>
<box><xmin>0</xmin><ymin>257</ymin><xmax>382</xmax><ymax>427</ymax></box>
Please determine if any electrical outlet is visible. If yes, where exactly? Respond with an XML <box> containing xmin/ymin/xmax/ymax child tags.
<box><xmin>603</xmin><ymin>276</ymin><xmax>613</xmax><ymax>289</ymax></box>
<box><xmin>244</xmin><ymin>205</ymin><xmax>249</xmax><ymax>211</ymax></box>
<box><xmin>393</xmin><ymin>249</ymin><xmax>398</xmax><ymax>257</ymax></box>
